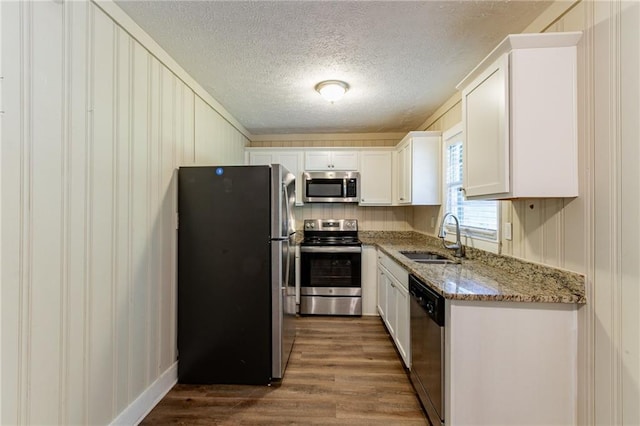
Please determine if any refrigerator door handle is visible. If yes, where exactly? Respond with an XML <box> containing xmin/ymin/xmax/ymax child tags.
<box><xmin>282</xmin><ymin>182</ymin><xmax>291</xmax><ymax>239</ymax></box>
<box><xmin>284</xmin><ymin>237</ymin><xmax>291</xmax><ymax>289</ymax></box>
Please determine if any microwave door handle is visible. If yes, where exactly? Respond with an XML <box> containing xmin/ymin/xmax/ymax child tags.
<box><xmin>343</xmin><ymin>179</ymin><xmax>347</xmax><ymax>198</ymax></box>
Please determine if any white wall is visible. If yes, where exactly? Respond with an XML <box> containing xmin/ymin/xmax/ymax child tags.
<box><xmin>1</xmin><ymin>1</ymin><xmax>247</xmax><ymax>424</ymax></box>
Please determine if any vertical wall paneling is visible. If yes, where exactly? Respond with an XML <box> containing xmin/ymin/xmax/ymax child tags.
<box><xmin>159</xmin><ymin>65</ymin><xmax>175</xmax><ymax>373</ymax></box>
<box><xmin>0</xmin><ymin>1</ymin><xmax>3</xmax><ymax>423</ymax></box>
<box><xmin>21</xmin><ymin>3</ymin><xmax>34</xmax><ymax>422</ymax></box>
<box><xmin>182</xmin><ymin>86</ymin><xmax>195</xmax><ymax>165</ymax></box>
<box><xmin>194</xmin><ymin>94</ymin><xmax>248</xmax><ymax>165</ymax></box>
<box><xmin>90</xmin><ymin>6</ymin><xmax>116</xmax><ymax>423</ymax></box>
<box><xmin>292</xmin><ymin>204</ymin><xmax>412</xmax><ymax>231</ymax></box>
<box><xmin>83</xmin><ymin>3</ymin><xmax>95</xmax><ymax>424</ymax></box>
<box><xmin>194</xmin><ymin>95</ymin><xmax>212</xmax><ymax>162</ymax></box>
<box><xmin>1</xmin><ymin>2</ymin><xmax>27</xmax><ymax>424</ymax></box>
<box><xmin>30</xmin><ymin>1</ymin><xmax>65</xmax><ymax>423</ymax></box>
<box><xmin>129</xmin><ymin>37</ymin><xmax>150</xmax><ymax>403</ymax></box>
<box><xmin>619</xmin><ymin>3</ymin><xmax>640</xmax><ymax>423</ymax></box>
<box><xmin>593</xmin><ymin>0</ymin><xmax>617</xmax><ymax>422</ymax></box>
<box><xmin>147</xmin><ymin>54</ymin><xmax>161</xmax><ymax>386</ymax></box>
<box><xmin>572</xmin><ymin>2</ymin><xmax>595</xmax><ymax>423</ymax></box>
<box><xmin>2</xmin><ymin>1</ymin><xmax>254</xmax><ymax>424</ymax></box>
<box><xmin>114</xmin><ymin>25</ymin><xmax>131</xmax><ymax>414</ymax></box>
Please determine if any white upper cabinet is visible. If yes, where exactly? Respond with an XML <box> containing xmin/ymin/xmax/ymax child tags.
<box><xmin>395</xmin><ymin>131</ymin><xmax>441</xmax><ymax>205</ymax></box>
<box><xmin>457</xmin><ymin>32</ymin><xmax>581</xmax><ymax>200</ymax></box>
<box><xmin>305</xmin><ymin>150</ymin><xmax>359</xmax><ymax>171</ymax></box>
<box><xmin>248</xmin><ymin>150</ymin><xmax>304</xmax><ymax>205</ymax></box>
<box><xmin>359</xmin><ymin>151</ymin><xmax>393</xmax><ymax>205</ymax></box>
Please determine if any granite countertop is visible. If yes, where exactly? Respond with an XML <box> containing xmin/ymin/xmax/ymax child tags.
<box><xmin>360</xmin><ymin>231</ymin><xmax>586</xmax><ymax>304</ymax></box>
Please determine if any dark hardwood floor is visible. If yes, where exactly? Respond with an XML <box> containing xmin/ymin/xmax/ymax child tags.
<box><xmin>141</xmin><ymin>316</ymin><xmax>428</xmax><ymax>425</ymax></box>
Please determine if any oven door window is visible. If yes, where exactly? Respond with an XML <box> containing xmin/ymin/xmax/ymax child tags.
<box><xmin>306</xmin><ymin>179</ymin><xmax>344</xmax><ymax>198</ymax></box>
<box><xmin>301</xmin><ymin>252</ymin><xmax>361</xmax><ymax>288</ymax></box>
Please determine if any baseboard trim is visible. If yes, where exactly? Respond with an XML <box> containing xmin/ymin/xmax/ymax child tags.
<box><xmin>110</xmin><ymin>362</ymin><xmax>177</xmax><ymax>426</ymax></box>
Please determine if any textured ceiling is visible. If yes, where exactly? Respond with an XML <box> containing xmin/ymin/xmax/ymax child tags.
<box><xmin>115</xmin><ymin>1</ymin><xmax>552</xmax><ymax>135</ymax></box>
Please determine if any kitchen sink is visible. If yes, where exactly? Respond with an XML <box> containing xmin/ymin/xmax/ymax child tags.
<box><xmin>399</xmin><ymin>251</ymin><xmax>456</xmax><ymax>264</ymax></box>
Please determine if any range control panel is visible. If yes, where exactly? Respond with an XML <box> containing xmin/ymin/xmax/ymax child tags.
<box><xmin>303</xmin><ymin>219</ymin><xmax>358</xmax><ymax>232</ymax></box>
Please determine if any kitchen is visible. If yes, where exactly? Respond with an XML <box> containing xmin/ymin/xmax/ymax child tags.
<box><xmin>2</xmin><ymin>1</ymin><xmax>639</xmax><ymax>425</ymax></box>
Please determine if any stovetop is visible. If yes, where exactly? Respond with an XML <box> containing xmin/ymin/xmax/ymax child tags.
<box><xmin>301</xmin><ymin>219</ymin><xmax>361</xmax><ymax>246</ymax></box>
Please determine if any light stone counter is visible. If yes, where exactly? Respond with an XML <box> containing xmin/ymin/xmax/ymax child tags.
<box><xmin>360</xmin><ymin>231</ymin><xmax>585</xmax><ymax>304</ymax></box>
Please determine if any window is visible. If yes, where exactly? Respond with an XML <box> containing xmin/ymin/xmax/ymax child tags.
<box><xmin>443</xmin><ymin>123</ymin><xmax>499</xmax><ymax>242</ymax></box>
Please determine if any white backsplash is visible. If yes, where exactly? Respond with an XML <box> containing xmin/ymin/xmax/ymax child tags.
<box><xmin>294</xmin><ymin>204</ymin><xmax>413</xmax><ymax>232</ymax></box>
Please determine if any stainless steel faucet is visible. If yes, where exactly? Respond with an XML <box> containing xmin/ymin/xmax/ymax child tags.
<box><xmin>438</xmin><ymin>213</ymin><xmax>465</xmax><ymax>257</ymax></box>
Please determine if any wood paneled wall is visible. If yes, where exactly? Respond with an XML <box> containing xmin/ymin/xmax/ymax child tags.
<box><xmin>1</xmin><ymin>1</ymin><xmax>247</xmax><ymax>424</ymax></box>
<box><xmin>194</xmin><ymin>95</ymin><xmax>248</xmax><ymax>165</ymax></box>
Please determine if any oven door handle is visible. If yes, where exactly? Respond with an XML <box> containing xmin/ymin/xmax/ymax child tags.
<box><xmin>300</xmin><ymin>246</ymin><xmax>362</xmax><ymax>254</ymax></box>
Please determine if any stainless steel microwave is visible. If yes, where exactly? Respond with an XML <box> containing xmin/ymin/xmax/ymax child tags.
<box><xmin>302</xmin><ymin>171</ymin><xmax>359</xmax><ymax>203</ymax></box>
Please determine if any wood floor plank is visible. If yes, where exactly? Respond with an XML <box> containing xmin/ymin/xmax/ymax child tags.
<box><xmin>141</xmin><ymin>316</ymin><xmax>428</xmax><ymax>425</ymax></box>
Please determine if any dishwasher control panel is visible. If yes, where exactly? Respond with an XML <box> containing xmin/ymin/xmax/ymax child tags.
<box><xmin>409</xmin><ymin>275</ymin><xmax>445</xmax><ymax>326</ymax></box>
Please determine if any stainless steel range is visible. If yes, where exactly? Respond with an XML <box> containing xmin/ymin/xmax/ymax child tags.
<box><xmin>299</xmin><ymin>219</ymin><xmax>362</xmax><ymax>316</ymax></box>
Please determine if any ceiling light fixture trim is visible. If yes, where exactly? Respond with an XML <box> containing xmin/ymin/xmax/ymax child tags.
<box><xmin>315</xmin><ymin>80</ymin><xmax>350</xmax><ymax>102</ymax></box>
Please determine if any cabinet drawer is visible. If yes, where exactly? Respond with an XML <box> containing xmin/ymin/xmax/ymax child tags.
<box><xmin>377</xmin><ymin>251</ymin><xmax>408</xmax><ymax>290</ymax></box>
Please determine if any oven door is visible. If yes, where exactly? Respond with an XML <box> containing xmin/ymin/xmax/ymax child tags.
<box><xmin>300</xmin><ymin>246</ymin><xmax>362</xmax><ymax>296</ymax></box>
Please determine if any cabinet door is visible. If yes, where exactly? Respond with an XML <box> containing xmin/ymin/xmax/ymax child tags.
<box><xmin>377</xmin><ymin>265</ymin><xmax>387</xmax><ymax>319</ymax></box>
<box><xmin>397</xmin><ymin>143</ymin><xmax>411</xmax><ymax>204</ymax></box>
<box><xmin>248</xmin><ymin>152</ymin><xmax>274</xmax><ymax>165</ymax></box>
<box><xmin>304</xmin><ymin>151</ymin><xmax>332</xmax><ymax>170</ymax></box>
<box><xmin>331</xmin><ymin>151</ymin><xmax>359</xmax><ymax>170</ymax></box>
<box><xmin>462</xmin><ymin>54</ymin><xmax>510</xmax><ymax>198</ymax></box>
<box><xmin>395</xmin><ymin>284</ymin><xmax>411</xmax><ymax>368</ymax></box>
<box><xmin>360</xmin><ymin>151</ymin><xmax>392</xmax><ymax>205</ymax></box>
<box><xmin>386</xmin><ymin>275</ymin><xmax>398</xmax><ymax>337</ymax></box>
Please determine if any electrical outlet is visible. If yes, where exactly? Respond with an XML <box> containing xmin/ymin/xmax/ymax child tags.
<box><xmin>503</xmin><ymin>222</ymin><xmax>512</xmax><ymax>241</ymax></box>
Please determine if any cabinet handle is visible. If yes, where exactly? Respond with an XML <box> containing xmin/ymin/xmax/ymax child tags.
<box><xmin>399</xmin><ymin>197</ymin><xmax>404</xmax><ymax>201</ymax></box>
<box><xmin>459</xmin><ymin>187</ymin><xmax>466</xmax><ymax>193</ymax></box>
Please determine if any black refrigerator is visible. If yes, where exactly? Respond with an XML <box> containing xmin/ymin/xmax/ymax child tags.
<box><xmin>177</xmin><ymin>165</ymin><xmax>297</xmax><ymax>385</ymax></box>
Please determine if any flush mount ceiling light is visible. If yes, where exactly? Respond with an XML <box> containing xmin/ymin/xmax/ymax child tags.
<box><xmin>315</xmin><ymin>80</ymin><xmax>350</xmax><ymax>102</ymax></box>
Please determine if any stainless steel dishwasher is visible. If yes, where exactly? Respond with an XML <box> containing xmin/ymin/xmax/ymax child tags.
<box><xmin>409</xmin><ymin>274</ymin><xmax>445</xmax><ymax>426</ymax></box>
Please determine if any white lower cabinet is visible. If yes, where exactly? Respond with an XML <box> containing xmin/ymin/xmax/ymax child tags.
<box><xmin>377</xmin><ymin>250</ymin><xmax>411</xmax><ymax>368</ymax></box>
<box><xmin>376</xmin><ymin>264</ymin><xmax>388</xmax><ymax>320</ymax></box>
<box><xmin>446</xmin><ymin>300</ymin><xmax>578</xmax><ymax>424</ymax></box>
<box><xmin>394</xmin><ymin>283</ymin><xmax>410</xmax><ymax>363</ymax></box>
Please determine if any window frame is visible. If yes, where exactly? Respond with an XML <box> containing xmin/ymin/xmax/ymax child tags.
<box><xmin>442</xmin><ymin>123</ymin><xmax>500</xmax><ymax>253</ymax></box>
